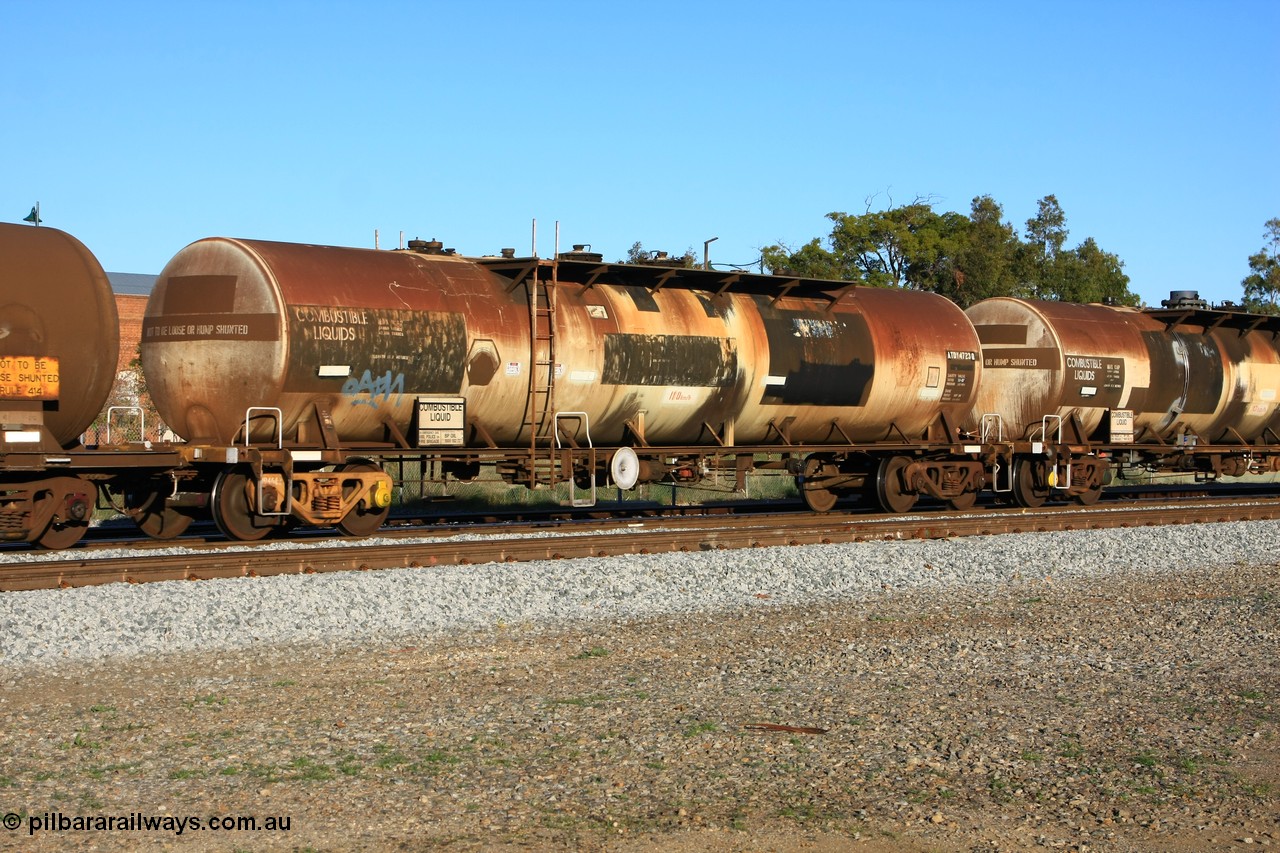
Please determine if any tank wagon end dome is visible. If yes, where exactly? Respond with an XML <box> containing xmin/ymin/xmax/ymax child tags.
<box><xmin>0</xmin><ymin>223</ymin><xmax>119</xmax><ymax>447</ymax></box>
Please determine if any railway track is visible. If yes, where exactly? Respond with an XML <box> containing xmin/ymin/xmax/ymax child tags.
<box><xmin>3</xmin><ymin>495</ymin><xmax>1277</xmax><ymax>592</ymax></box>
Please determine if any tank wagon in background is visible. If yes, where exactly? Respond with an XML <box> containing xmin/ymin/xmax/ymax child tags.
<box><xmin>966</xmin><ymin>294</ymin><xmax>1280</xmax><ymax>506</ymax></box>
<box><xmin>6</xmin><ymin>222</ymin><xmax>1280</xmax><ymax>550</ymax></box>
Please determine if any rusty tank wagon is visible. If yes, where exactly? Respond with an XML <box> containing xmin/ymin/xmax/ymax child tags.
<box><xmin>137</xmin><ymin>236</ymin><xmax>990</xmax><ymax>534</ymax></box>
<box><xmin>966</xmin><ymin>292</ymin><xmax>1280</xmax><ymax>507</ymax></box>
<box><xmin>0</xmin><ymin>223</ymin><xmax>124</xmax><ymax>547</ymax></box>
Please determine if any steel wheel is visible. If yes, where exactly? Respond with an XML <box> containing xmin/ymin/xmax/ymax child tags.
<box><xmin>1012</xmin><ymin>458</ymin><xmax>1049</xmax><ymax>508</ymax></box>
<box><xmin>797</xmin><ymin>455</ymin><xmax>839</xmax><ymax>513</ymax></box>
<box><xmin>126</xmin><ymin>484</ymin><xmax>194</xmax><ymax>540</ymax></box>
<box><xmin>336</xmin><ymin>463</ymin><xmax>390</xmax><ymax>537</ymax></box>
<box><xmin>875</xmin><ymin>456</ymin><xmax>918</xmax><ymax>514</ymax></box>
<box><xmin>36</xmin><ymin>518</ymin><xmax>88</xmax><ymax>550</ymax></box>
<box><xmin>946</xmin><ymin>490</ymin><xmax>978</xmax><ymax>511</ymax></box>
<box><xmin>136</xmin><ymin>506</ymin><xmax>194</xmax><ymax>540</ymax></box>
<box><xmin>211</xmin><ymin>466</ymin><xmax>273</xmax><ymax>541</ymax></box>
<box><xmin>1075</xmin><ymin>482</ymin><xmax>1104</xmax><ymax>506</ymax></box>
<box><xmin>34</xmin><ymin>477</ymin><xmax>93</xmax><ymax>550</ymax></box>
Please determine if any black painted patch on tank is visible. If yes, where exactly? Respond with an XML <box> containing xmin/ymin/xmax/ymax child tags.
<box><xmin>622</xmin><ymin>286</ymin><xmax>660</xmax><ymax>313</ymax></box>
<box><xmin>287</xmin><ymin>306</ymin><xmax>467</xmax><ymax>394</ymax></box>
<box><xmin>975</xmin><ymin>324</ymin><xmax>1028</xmax><ymax>345</ymax></box>
<box><xmin>756</xmin><ymin>298</ymin><xmax>874</xmax><ymax>407</ymax></box>
<box><xmin>1141</xmin><ymin>330</ymin><xmax>1222</xmax><ymax>415</ymax></box>
<box><xmin>601</xmin><ymin>334</ymin><xmax>737</xmax><ymax>387</ymax></box>
<box><xmin>162</xmin><ymin>275</ymin><xmax>238</xmax><ymax>315</ymax></box>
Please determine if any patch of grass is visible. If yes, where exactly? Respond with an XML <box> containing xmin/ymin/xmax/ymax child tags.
<box><xmin>270</xmin><ymin>680</ymin><xmax>297</xmax><ymax>688</ymax></box>
<box><xmin>549</xmin><ymin>694</ymin><xmax>611</xmax><ymax>708</ymax></box>
<box><xmin>373</xmin><ymin>751</ymin><xmax>413</xmax><ymax>769</ymax></box>
<box><xmin>182</xmin><ymin>694</ymin><xmax>228</xmax><ymax>709</ymax></box>
<box><xmin>1173</xmin><ymin>755</ymin><xmax>1201</xmax><ymax>774</ymax></box>
<box><xmin>1132</xmin><ymin>750</ymin><xmax>1159</xmax><ymax>768</ymax></box>
<box><xmin>683</xmin><ymin>721</ymin><xmax>719</xmax><ymax>737</ymax></box>
<box><xmin>83</xmin><ymin>762</ymin><xmax>141</xmax><ymax>780</ymax></box>
<box><xmin>59</xmin><ymin>733</ymin><xmax>102</xmax><ymax>751</ymax></box>
<box><xmin>573</xmin><ymin>646</ymin><xmax>610</xmax><ymax>659</ymax></box>
<box><xmin>169</xmin><ymin>768</ymin><xmax>204</xmax><ymax>780</ymax></box>
<box><xmin>1021</xmin><ymin>751</ymin><xmax>1044</xmax><ymax>762</ymax></box>
<box><xmin>778</xmin><ymin>802</ymin><xmax>817</xmax><ymax>821</ymax></box>
<box><xmin>288</xmin><ymin>757</ymin><xmax>333</xmax><ymax>781</ymax></box>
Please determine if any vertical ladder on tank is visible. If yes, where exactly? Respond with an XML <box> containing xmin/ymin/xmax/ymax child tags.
<box><xmin>525</xmin><ymin>260</ymin><xmax>559</xmax><ymax>488</ymax></box>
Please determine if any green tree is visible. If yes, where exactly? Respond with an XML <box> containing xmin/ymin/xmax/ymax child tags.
<box><xmin>1018</xmin><ymin>194</ymin><xmax>1068</xmax><ymax>299</ymax></box>
<box><xmin>762</xmin><ymin>193</ymin><xmax>1135</xmax><ymax>307</ymax></box>
<box><xmin>621</xmin><ymin>241</ymin><xmax>696</xmax><ymax>267</ymax></box>
<box><xmin>1241</xmin><ymin>218</ymin><xmax>1280</xmax><ymax>314</ymax></box>
<box><xmin>931</xmin><ymin>196</ymin><xmax>1020</xmax><ymax>307</ymax></box>
<box><xmin>759</xmin><ymin>237</ymin><xmax>848</xmax><ymax>280</ymax></box>
<box><xmin>828</xmin><ymin>199</ymin><xmax>945</xmax><ymax>289</ymax></box>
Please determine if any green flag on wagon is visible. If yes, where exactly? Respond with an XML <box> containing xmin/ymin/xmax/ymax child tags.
<box><xmin>22</xmin><ymin>206</ymin><xmax>40</xmax><ymax>224</ymax></box>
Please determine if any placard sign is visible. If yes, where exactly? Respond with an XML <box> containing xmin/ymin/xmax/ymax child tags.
<box><xmin>0</xmin><ymin>356</ymin><xmax>59</xmax><ymax>400</ymax></box>
<box><xmin>1109</xmin><ymin>409</ymin><xmax>1134</xmax><ymax>444</ymax></box>
<box><xmin>416</xmin><ymin>396</ymin><xmax>466</xmax><ymax>447</ymax></box>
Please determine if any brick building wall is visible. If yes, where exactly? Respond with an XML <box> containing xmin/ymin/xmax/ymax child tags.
<box><xmin>85</xmin><ymin>290</ymin><xmax>170</xmax><ymax>443</ymax></box>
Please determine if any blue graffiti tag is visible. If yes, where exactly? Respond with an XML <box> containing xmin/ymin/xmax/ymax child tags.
<box><xmin>341</xmin><ymin>369</ymin><xmax>405</xmax><ymax>408</ymax></box>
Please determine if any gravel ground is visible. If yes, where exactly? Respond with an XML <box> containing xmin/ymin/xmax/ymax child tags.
<box><xmin>0</xmin><ymin>523</ymin><xmax>1276</xmax><ymax>851</ymax></box>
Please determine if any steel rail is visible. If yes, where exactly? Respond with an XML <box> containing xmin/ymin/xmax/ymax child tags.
<box><xmin>3</xmin><ymin>496</ymin><xmax>1278</xmax><ymax>593</ymax></box>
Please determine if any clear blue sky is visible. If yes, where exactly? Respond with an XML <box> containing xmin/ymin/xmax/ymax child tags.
<box><xmin>4</xmin><ymin>1</ymin><xmax>1277</xmax><ymax>308</ymax></box>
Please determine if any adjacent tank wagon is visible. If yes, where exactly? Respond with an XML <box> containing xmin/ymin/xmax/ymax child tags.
<box><xmin>966</xmin><ymin>293</ymin><xmax>1280</xmax><ymax>506</ymax></box>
